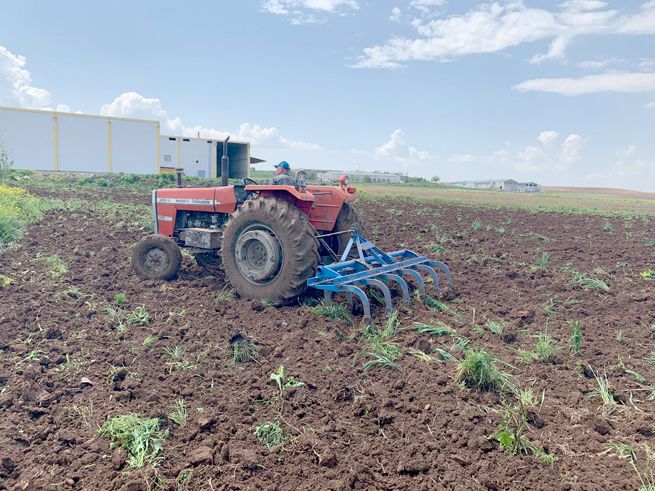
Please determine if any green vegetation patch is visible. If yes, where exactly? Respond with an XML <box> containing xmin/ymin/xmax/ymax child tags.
<box><xmin>98</xmin><ymin>414</ymin><xmax>166</xmax><ymax>468</ymax></box>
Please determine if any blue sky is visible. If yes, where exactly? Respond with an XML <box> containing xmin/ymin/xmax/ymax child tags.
<box><xmin>1</xmin><ymin>0</ymin><xmax>654</xmax><ymax>190</ymax></box>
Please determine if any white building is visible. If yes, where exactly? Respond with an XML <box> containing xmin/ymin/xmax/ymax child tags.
<box><xmin>318</xmin><ymin>171</ymin><xmax>402</xmax><ymax>184</ymax></box>
<box><xmin>0</xmin><ymin>106</ymin><xmax>250</xmax><ymax>179</ymax></box>
<box><xmin>451</xmin><ymin>179</ymin><xmax>540</xmax><ymax>193</ymax></box>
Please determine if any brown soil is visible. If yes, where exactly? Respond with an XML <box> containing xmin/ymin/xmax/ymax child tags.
<box><xmin>1</xmin><ymin>188</ymin><xmax>654</xmax><ymax>490</ymax></box>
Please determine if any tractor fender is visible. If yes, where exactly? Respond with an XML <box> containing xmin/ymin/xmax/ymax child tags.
<box><xmin>244</xmin><ymin>185</ymin><xmax>315</xmax><ymax>215</ymax></box>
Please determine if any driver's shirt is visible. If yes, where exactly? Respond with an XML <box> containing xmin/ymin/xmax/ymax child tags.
<box><xmin>272</xmin><ymin>174</ymin><xmax>294</xmax><ymax>185</ymax></box>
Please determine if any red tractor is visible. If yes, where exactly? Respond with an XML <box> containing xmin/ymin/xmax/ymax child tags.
<box><xmin>132</xmin><ymin>138</ymin><xmax>366</xmax><ymax>304</ymax></box>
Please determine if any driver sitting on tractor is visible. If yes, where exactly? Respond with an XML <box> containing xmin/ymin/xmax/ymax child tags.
<box><xmin>272</xmin><ymin>161</ymin><xmax>294</xmax><ymax>185</ymax></box>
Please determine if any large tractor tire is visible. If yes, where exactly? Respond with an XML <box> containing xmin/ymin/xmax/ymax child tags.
<box><xmin>221</xmin><ymin>196</ymin><xmax>320</xmax><ymax>303</ymax></box>
<box><xmin>132</xmin><ymin>235</ymin><xmax>182</xmax><ymax>280</ymax></box>
<box><xmin>327</xmin><ymin>203</ymin><xmax>368</xmax><ymax>257</ymax></box>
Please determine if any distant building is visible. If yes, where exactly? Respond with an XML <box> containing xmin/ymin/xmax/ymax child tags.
<box><xmin>318</xmin><ymin>171</ymin><xmax>402</xmax><ymax>184</ymax></box>
<box><xmin>0</xmin><ymin>105</ymin><xmax>251</xmax><ymax>179</ymax></box>
<box><xmin>450</xmin><ymin>179</ymin><xmax>540</xmax><ymax>193</ymax></box>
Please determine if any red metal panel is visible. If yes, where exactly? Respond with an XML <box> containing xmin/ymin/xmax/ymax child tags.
<box><xmin>154</xmin><ymin>186</ymin><xmax>237</xmax><ymax>237</ymax></box>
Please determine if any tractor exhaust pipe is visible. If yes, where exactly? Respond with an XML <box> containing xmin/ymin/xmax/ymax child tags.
<box><xmin>175</xmin><ymin>168</ymin><xmax>184</xmax><ymax>188</ymax></box>
<box><xmin>221</xmin><ymin>136</ymin><xmax>230</xmax><ymax>186</ymax></box>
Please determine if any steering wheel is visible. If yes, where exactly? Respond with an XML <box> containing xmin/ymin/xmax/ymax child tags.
<box><xmin>242</xmin><ymin>178</ymin><xmax>258</xmax><ymax>185</ymax></box>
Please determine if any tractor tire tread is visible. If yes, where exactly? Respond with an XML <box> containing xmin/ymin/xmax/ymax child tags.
<box><xmin>220</xmin><ymin>196</ymin><xmax>319</xmax><ymax>303</ymax></box>
<box><xmin>132</xmin><ymin>234</ymin><xmax>182</xmax><ymax>281</ymax></box>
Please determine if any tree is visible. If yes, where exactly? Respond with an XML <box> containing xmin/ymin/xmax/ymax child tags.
<box><xmin>431</xmin><ymin>175</ymin><xmax>441</xmax><ymax>183</ymax></box>
<box><xmin>0</xmin><ymin>137</ymin><xmax>14</xmax><ymax>181</ymax></box>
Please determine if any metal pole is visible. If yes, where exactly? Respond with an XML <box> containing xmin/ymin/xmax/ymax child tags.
<box><xmin>221</xmin><ymin>136</ymin><xmax>230</xmax><ymax>186</ymax></box>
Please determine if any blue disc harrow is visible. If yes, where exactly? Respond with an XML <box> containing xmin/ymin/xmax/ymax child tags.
<box><xmin>308</xmin><ymin>231</ymin><xmax>452</xmax><ymax>325</ymax></box>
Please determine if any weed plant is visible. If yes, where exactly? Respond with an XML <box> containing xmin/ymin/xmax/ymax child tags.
<box><xmin>98</xmin><ymin>414</ymin><xmax>166</xmax><ymax>467</ymax></box>
<box><xmin>455</xmin><ymin>348</ymin><xmax>515</xmax><ymax>393</ymax></box>
<box><xmin>254</xmin><ymin>421</ymin><xmax>287</xmax><ymax>448</ymax></box>
<box><xmin>570</xmin><ymin>272</ymin><xmax>610</xmax><ymax>292</ymax></box>
<box><xmin>310</xmin><ymin>301</ymin><xmax>352</xmax><ymax>325</ymax></box>
<box><xmin>167</xmin><ymin>399</ymin><xmax>187</xmax><ymax>427</ymax></box>
<box><xmin>35</xmin><ymin>253</ymin><xmax>68</xmax><ymax>278</ymax></box>
<box><xmin>569</xmin><ymin>320</ymin><xmax>582</xmax><ymax>355</ymax></box>
<box><xmin>229</xmin><ymin>333</ymin><xmax>259</xmax><ymax>364</ymax></box>
<box><xmin>270</xmin><ymin>366</ymin><xmax>304</xmax><ymax>395</ymax></box>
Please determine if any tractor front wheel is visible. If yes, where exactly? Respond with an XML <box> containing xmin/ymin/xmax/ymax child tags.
<box><xmin>132</xmin><ymin>235</ymin><xmax>182</xmax><ymax>280</ymax></box>
<box><xmin>221</xmin><ymin>196</ymin><xmax>319</xmax><ymax>303</ymax></box>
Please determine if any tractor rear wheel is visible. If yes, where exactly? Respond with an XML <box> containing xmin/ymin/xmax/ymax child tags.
<box><xmin>132</xmin><ymin>235</ymin><xmax>182</xmax><ymax>280</ymax></box>
<box><xmin>326</xmin><ymin>203</ymin><xmax>368</xmax><ymax>257</ymax></box>
<box><xmin>221</xmin><ymin>196</ymin><xmax>319</xmax><ymax>303</ymax></box>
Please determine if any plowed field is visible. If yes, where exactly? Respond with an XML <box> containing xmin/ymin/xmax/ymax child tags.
<box><xmin>1</xmin><ymin>186</ymin><xmax>654</xmax><ymax>490</ymax></box>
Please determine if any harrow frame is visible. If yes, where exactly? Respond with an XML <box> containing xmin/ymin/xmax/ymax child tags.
<box><xmin>308</xmin><ymin>231</ymin><xmax>452</xmax><ymax>324</ymax></box>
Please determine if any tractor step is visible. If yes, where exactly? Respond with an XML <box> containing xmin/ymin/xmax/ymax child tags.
<box><xmin>307</xmin><ymin>231</ymin><xmax>451</xmax><ymax>325</ymax></box>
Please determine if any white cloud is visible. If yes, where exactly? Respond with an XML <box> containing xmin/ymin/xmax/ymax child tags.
<box><xmin>447</xmin><ymin>153</ymin><xmax>476</xmax><ymax>163</ymax></box>
<box><xmin>491</xmin><ymin>131</ymin><xmax>584</xmax><ymax>172</ymax></box>
<box><xmin>514</xmin><ymin>72</ymin><xmax>655</xmax><ymax>95</ymax></box>
<box><xmin>0</xmin><ymin>45</ymin><xmax>52</xmax><ymax>108</ymax></box>
<box><xmin>585</xmin><ymin>145</ymin><xmax>655</xmax><ymax>191</ymax></box>
<box><xmin>646</xmin><ymin>101</ymin><xmax>655</xmax><ymax>109</ymax></box>
<box><xmin>371</xmin><ymin>129</ymin><xmax>431</xmax><ymax>165</ymax></box>
<box><xmin>537</xmin><ymin>131</ymin><xmax>559</xmax><ymax>145</ymax></box>
<box><xmin>390</xmin><ymin>7</ymin><xmax>402</xmax><ymax>22</ymax></box>
<box><xmin>410</xmin><ymin>0</ymin><xmax>447</xmax><ymax>14</ymax></box>
<box><xmin>101</xmin><ymin>91</ymin><xmax>320</xmax><ymax>151</ymax></box>
<box><xmin>578</xmin><ymin>57</ymin><xmax>624</xmax><ymax>69</ymax></box>
<box><xmin>262</xmin><ymin>0</ymin><xmax>358</xmax><ymax>24</ymax></box>
<box><xmin>352</xmin><ymin>1</ymin><xmax>654</xmax><ymax>69</ymax></box>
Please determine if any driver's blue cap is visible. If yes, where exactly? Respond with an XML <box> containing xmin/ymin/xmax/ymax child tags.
<box><xmin>275</xmin><ymin>161</ymin><xmax>290</xmax><ymax>171</ymax></box>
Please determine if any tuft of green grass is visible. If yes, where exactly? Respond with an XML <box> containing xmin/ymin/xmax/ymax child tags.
<box><xmin>143</xmin><ymin>335</ymin><xmax>156</xmax><ymax>349</ymax></box>
<box><xmin>98</xmin><ymin>414</ymin><xmax>166</xmax><ymax>468</ymax></box>
<box><xmin>23</xmin><ymin>349</ymin><xmax>44</xmax><ymax>362</ymax></box>
<box><xmin>164</xmin><ymin>347</ymin><xmax>195</xmax><ymax>373</ymax></box>
<box><xmin>414</xmin><ymin>321</ymin><xmax>455</xmax><ymax>337</ymax></box>
<box><xmin>641</xmin><ymin>269</ymin><xmax>655</xmax><ymax>281</ymax></box>
<box><xmin>615</xmin><ymin>330</ymin><xmax>625</xmax><ymax>344</ymax></box>
<box><xmin>0</xmin><ymin>274</ymin><xmax>11</xmax><ymax>287</ymax></box>
<box><xmin>167</xmin><ymin>398</ymin><xmax>187</xmax><ymax>427</ymax></box>
<box><xmin>472</xmin><ymin>219</ymin><xmax>483</xmax><ymax>231</ymax></box>
<box><xmin>529</xmin><ymin>248</ymin><xmax>550</xmax><ymax>273</ymax></box>
<box><xmin>362</xmin><ymin>315</ymin><xmax>402</xmax><ymax>364</ymax></box>
<box><xmin>569</xmin><ymin>320</ymin><xmax>582</xmax><ymax>355</ymax></box>
<box><xmin>570</xmin><ymin>272</ymin><xmax>609</xmax><ymax>292</ymax></box>
<box><xmin>216</xmin><ymin>287</ymin><xmax>234</xmax><ymax>301</ymax></box>
<box><xmin>455</xmin><ymin>348</ymin><xmax>515</xmax><ymax>393</ymax></box>
<box><xmin>592</xmin><ymin>373</ymin><xmax>616</xmax><ymax>405</ymax></box>
<box><xmin>485</xmin><ymin>320</ymin><xmax>505</xmax><ymax>336</ymax></box>
<box><xmin>126</xmin><ymin>305</ymin><xmax>149</xmax><ymax>326</ymax></box>
<box><xmin>362</xmin><ymin>352</ymin><xmax>400</xmax><ymax>371</ymax></box>
<box><xmin>534</xmin><ymin>330</ymin><xmax>558</xmax><ymax>362</ymax></box>
<box><xmin>310</xmin><ymin>301</ymin><xmax>352</xmax><ymax>325</ymax></box>
<box><xmin>114</xmin><ymin>293</ymin><xmax>127</xmax><ymax>305</ymax></box>
<box><xmin>35</xmin><ymin>252</ymin><xmax>68</xmax><ymax>279</ymax></box>
<box><xmin>423</xmin><ymin>295</ymin><xmax>458</xmax><ymax>315</ymax></box>
<box><xmin>229</xmin><ymin>333</ymin><xmax>259</xmax><ymax>364</ymax></box>
<box><xmin>408</xmin><ymin>348</ymin><xmax>434</xmax><ymax>364</ymax></box>
<box><xmin>254</xmin><ymin>421</ymin><xmax>287</xmax><ymax>449</ymax></box>
<box><xmin>518</xmin><ymin>330</ymin><xmax>558</xmax><ymax>363</ymax></box>
<box><xmin>603</xmin><ymin>221</ymin><xmax>615</xmax><ymax>233</ymax></box>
